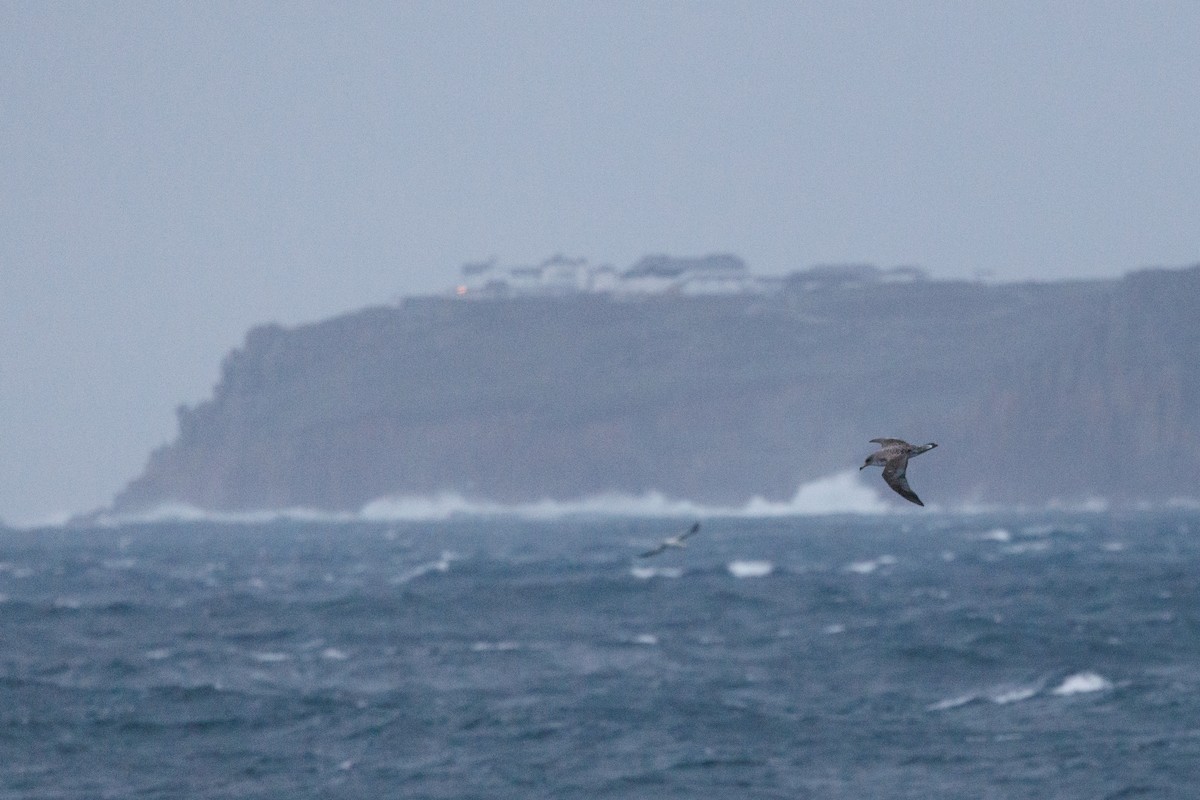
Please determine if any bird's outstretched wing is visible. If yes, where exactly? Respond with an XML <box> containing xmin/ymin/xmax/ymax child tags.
<box><xmin>637</xmin><ymin>523</ymin><xmax>700</xmax><ymax>558</ymax></box>
<box><xmin>882</xmin><ymin>459</ymin><xmax>923</xmax><ymax>506</ymax></box>
<box><xmin>869</xmin><ymin>438</ymin><xmax>908</xmax><ymax>447</ymax></box>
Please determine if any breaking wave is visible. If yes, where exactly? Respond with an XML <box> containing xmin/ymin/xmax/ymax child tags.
<box><xmin>361</xmin><ymin>469</ymin><xmax>890</xmax><ymax>520</ymax></box>
<box><xmin>88</xmin><ymin>470</ymin><xmax>892</xmax><ymax>526</ymax></box>
<box><xmin>727</xmin><ymin>560</ymin><xmax>774</xmax><ymax>578</ymax></box>
<box><xmin>1051</xmin><ymin>671</ymin><xmax>1113</xmax><ymax>696</ymax></box>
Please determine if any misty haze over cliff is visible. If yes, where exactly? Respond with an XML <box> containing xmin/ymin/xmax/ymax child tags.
<box><xmin>110</xmin><ymin>260</ymin><xmax>1200</xmax><ymax>517</ymax></box>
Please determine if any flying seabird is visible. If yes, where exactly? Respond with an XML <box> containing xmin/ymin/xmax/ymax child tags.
<box><xmin>638</xmin><ymin>522</ymin><xmax>701</xmax><ymax>558</ymax></box>
<box><xmin>860</xmin><ymin>438</ymin><xmax>937</xmax><ymax>506</ymax></box>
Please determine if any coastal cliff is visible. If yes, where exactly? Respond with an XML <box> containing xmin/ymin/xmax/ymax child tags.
<box><xmin>114</xmin><ymin>265</ymin><xmax>1200</xmax><ymax>512</ymax></box>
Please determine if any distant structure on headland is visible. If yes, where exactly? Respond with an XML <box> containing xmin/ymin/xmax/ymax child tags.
<box><xmin>451</xmin><ymin>253</ymin><xmax>926</xmax><ymax>299</ymax></box>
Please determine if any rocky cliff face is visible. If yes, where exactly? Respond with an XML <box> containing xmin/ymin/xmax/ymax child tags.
<box><xmin>114</xmin><ymin>266</ymin><xmax>1200</xmax><ymax>512</ymax></box>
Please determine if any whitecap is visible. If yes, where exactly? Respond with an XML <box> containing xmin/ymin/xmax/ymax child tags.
<box><xmin>320</xmin><ymin>648</ymin><xmax>350</xmax><ymax>661</ymax></box>
<box><xmin>823</xmin><ymin>623</ymin><xmax>846</xmax><ymax>635</ymax></box>
<box><xmin>727</xmin><ymin>560</ymin><xmax>773</xmax><ymax>578</ymax></box>
<box><xmin>929</xmin><ymin>681</ymin><xmax>1042</xmax><ymax>710</ymax></box>
<box><xmin>1051</xmin><ymin>671</ymin><xmax>1112</xmax><ymax>696</ymax></box>
<box><xmin>363</xmin><ymin>491</ymin><xmax>709</xmax><ymax>521</ymax></box>
<box><xmin>250</xmin><ymin>651</ymin><xmax>291</xmax><ymax>663</ymax></box>
<box><xmin>86</xmin><ymin>502</ymin><xmax>359</xmax><ymax>527</ymax></box>
<box><xmin>391</xmin><ymin>551</ymin><xmax>455</xmax><ymax>584</ymax></box>
<box><xmin>632</xmin><ymin>633</ymin><xmax>659</xmax><ymax>646</ymax></box>
<box><xmin>975</xmin><ymin>528</ymin><xmax>1012</xmax><ymax>542</ymax></box>
<box><xmin>55</xmin><ymin>491</ymin><xmax>1200</xmax><ymax>531</ymax></box>
<box><xmin>845</xmin><ymin>555</ymin><xmax>896</xmax><ymax>574</ymax></box>
<box><xmin>740</xmin><ymin>471</ymin><xmax>891</xmax><ymax>515</ymax></box>
<box><xmin>471</xmin><ymin>641</ymin><xmax>521</xmax><ymax>652</ymax></box>
<box><xmin>630</xmin><ymin>565</ymin><xmax>683</xmax><ymax>580</ymax></box>
<box><xmin>927</xmin><ymin>693</ymin><xmax>978</xmax><ymax>711</ymax></box>
<box><xmin>989</xmin><ymin>685</ymin><xmax>1040</xmax><ymax>704</ymax></box>
<box><xmin>363</xmin><ymin>469</ymin><xmax>891</xmax><ymax>520</ymax></box>
<box><xmin>1002</xmin><ymin>541</ymin><xmax>1050</xmax><ymax>555</ymax></box>
<box><xmin>144</xmin><ymin>648</ymin><xmax>172</xmax><ymax>661</ymax></box>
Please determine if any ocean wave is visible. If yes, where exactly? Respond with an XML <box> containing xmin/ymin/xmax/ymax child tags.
<box><xmin>88</xmin><ymin>470</ymin><xmax>892</xmax><ymax>526</ymax></box>
<box><xmin>989</xmin><ymin>684</ymin><xmax>1041</xmax><ymax>704</ymax></box>
<box><xmin>390</xmin><ymin>551</ymin><xmax>456</xmax><ymax>584</ymax></box>
<box><xmin>974</xmin><ymin>528</ymin><xmax>1012</xmax><ymax>542</ymax></box>
<box><xmin>69</xmin><ymin>481</ymin><xmax>1200</xmax><ymax>529</ymax></box>
<box><xmin>727</xmin><ymin>560</ymin><xmax>774</xmax><ymax>578</ymax></box>
<box><xmin>363</xmin><ymin>470</ymin><xmax>890</xmax><ymax>520</ymax></box>
<box><xmin>1051</xmin><ymin>671</ymin><xmax>1113</xmax><ymax>696</ymax></box>
<box><xmin>471</xmin><ymin>641</ymin><xmax>522</xmax><ymax>653</ymax></box>
<box><xmin>927</xmin><ymin>683</ymin><xmax>1042</xmax><ymax>711</ymax></box>
<box><xmin>84</xmin><ymin>502</ymin><xmax>360</xmax><ymax>527</ymax></box>
<box><xmin>844</xmin><ymin>555</ymin><xmax>897</xmax><ymax>574</ymax></box>
<box><xmin>629</xmin><ymin>565</ymin><xmax>683</xmax><ymax>580</ymax></box>
<box><xmin>929</xmin><ymin>673</ymin><xmax>1112</xmax><ymax>712</ymax></box>
<box><xmin>927</xmin><ymin>692</ymin><xmax>979</xmax><ymax>711</ymax></box>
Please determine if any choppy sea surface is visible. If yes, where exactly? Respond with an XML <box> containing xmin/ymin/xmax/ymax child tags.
<box><xmin>2</xmin><ymin>512</ymin><xmax>1199</xmax><ymax>798</ymax></box>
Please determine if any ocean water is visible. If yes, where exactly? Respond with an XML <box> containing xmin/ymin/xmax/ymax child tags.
<box><xmin>2</xmin><ymin>512</ymin><xmax>1199</xmax><ymax>798</ymax></box>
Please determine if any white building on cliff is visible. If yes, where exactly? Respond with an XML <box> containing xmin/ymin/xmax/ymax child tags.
<box><xmin>454</xmin><ymin>253</ymin><xmax>767</xmax><ymax>299</ymax></box>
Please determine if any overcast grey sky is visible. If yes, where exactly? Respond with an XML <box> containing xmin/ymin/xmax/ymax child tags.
<box><xmin>2</xmin><ymin>2</ymin><xmax>1198</xmax><ymax>524</ymax></box>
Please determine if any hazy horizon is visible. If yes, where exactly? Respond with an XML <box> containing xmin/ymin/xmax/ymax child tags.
<box><xmin>3</xmin><ymin>2</ymin><xmax>1199</xmax><ymax>525</ymax></box>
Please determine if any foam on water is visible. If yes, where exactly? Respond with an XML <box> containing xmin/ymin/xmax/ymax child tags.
<box><xmin>50</xmin><ymin>490</ymin><xmax>1200</xmax><ymax>532</ymax></box>
<box><xmin>989</xmin><ymin>684</ymin><xmax>1041</xmax><ymax>704</ymax></box>
<box><xmin>975</xmin><ymin>528</ymin><xmax>1012</xmax><ymax>542</ymax></box>
<box><xmin>727</xmin><ymin>560</ymin><xmax>774</xmax><ymax>578</ymax></box>
<box><xmin>931</xmin><ymin>673</ymin><xmax>1112</xmax><ymax>712</ymax></box>
<box><xmin>845</xmin><ymin>555</ymin><xmax>897</xmax><ymax>574</ymax></box>
<box><xmin>88</xmin><ymin>470</ymin><xmax>892</xmax><ymax>527</ymax></box>
<box><xmin>471</xmin><ymin>641</ymin><xmax>521</xmax><ymax>652</ymax></box>
<box><xmin>928</xmin><ymin>684</ymin><xmax>1040</xmax><ymax>710</ymax></box>
<box><xmin>1052</xmin><ymin>671</ymin><xmax>1113</xmax><ymax>695</ymax></box>
<box><xmin>1002</xmin><ymin>541</ymin><xmax>1051</xmax><ymax>555</ymax></box>
<box><xmin>927</xmin><ymin>693</ymin><xmax>979</xmax><ymax>711</ymax></box>
<box><xmin>391</xmin><ymin>551</ymin><xmax>456</xmax><ymax>584</ymax></box>
<box><xmin>365</xmin><ymin>470</ymin><xmax>892</xmax><ymax>519</ymax></box>
<box><xmin>738</xmin><ymin>471</ymin><xmax>891</xmax><ymax>516</ymax></box>
<box><xmin>630</xmin><ymin>565</ymin><xmax>683</xmax><ymax>580</ymax></box>
<box><xmin>87</xmin><ymin>502</ymin><xmax>359</xmax><ymax>527</ymax></box>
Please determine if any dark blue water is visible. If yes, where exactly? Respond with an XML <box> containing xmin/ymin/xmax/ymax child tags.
<box><xmin>2</xmin><ymin>512</ymin><xmax>1199</xmax><ymax>798</ymax></box>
